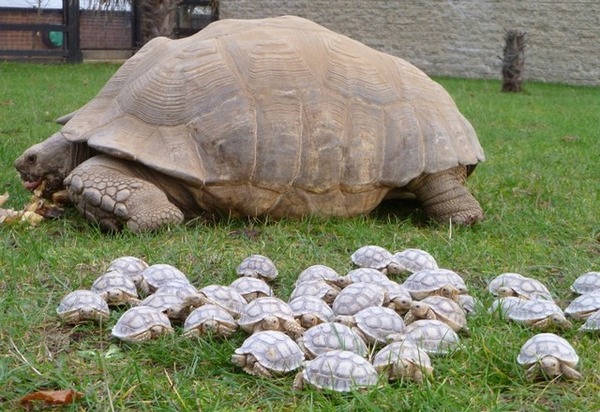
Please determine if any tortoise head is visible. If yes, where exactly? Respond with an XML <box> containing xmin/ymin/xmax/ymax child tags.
<box><xmin>299</xmin><ymin>313</ymin><xmax>320</xmax><ymax>329</ymax></box>
<box><xmin>539</xmin><ymin>356</ymin><xmax>561</xmax><ymax>378</ymax></box>
<box><xmin>14</xmin><ymin>132</ymin><xmax>92</xmax><ymax>199</ymax></box>
<box><xmin>410</xmin><ymin>301</ymin><xmax>431</xmax><ymax>318</ymax></box>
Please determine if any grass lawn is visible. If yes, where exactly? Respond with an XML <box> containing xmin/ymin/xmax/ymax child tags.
<box><xmin>0</xmin><ymin>61</ymin><xmax>599</xmax><ymax>411</ymax></box>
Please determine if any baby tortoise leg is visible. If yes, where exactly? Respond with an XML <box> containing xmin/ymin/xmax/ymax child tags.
<box><xmin>559</xmin><ymin>363</ymin><xmax>582</xmax><ymax>381</ymax></box>
<box><xmin>407</xmin><ymin>166</ymin><xmax>483</xmax><ymax>225</ymax></box>
<box><xmin>64</xmin><ymin>156</ymin><xmax>183</xmax><ymax>232</ymax></box>
<box><xmin>292</xmin><ymin>372</ymin><xmax>305</xmax><ymax>390</ymax></box>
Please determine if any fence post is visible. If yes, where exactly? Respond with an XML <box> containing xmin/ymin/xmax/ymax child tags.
<box><xmin>65</xmin><ymin>0</ymin><xmax>83</xmax><ymax>63</ymax></box>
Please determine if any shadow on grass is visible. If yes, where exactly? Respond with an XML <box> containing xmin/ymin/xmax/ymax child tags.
<box><xmin>370</xmin><ymin>198</ymin><xmax>427</xmax><ymax>226</ymax></box>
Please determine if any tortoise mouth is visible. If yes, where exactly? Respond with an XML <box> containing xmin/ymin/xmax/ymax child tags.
<box><xmin>18</xmin><ymin>172</ymin><xmax>64</xmax><ymax>199</ymax></box>
<box><xmin>22</xmin><ymin>178</ymin><xmax>43</xmax><ymax>191</ymax></box>
<box><xmin>16</xmin><ymin>169</ymin><xmax>42</xmax><ymax>190</ymax></box>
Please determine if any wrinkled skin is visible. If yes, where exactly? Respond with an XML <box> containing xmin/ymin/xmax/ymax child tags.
<box><xmin>15</xmin><ymin>133</ymin><xmax>75</xmax><ymax>199</ymax></box>
<box><xmin>15</xmin><ymin>134</ymin><xmax>185</xmax><ymax>232</ymax></box>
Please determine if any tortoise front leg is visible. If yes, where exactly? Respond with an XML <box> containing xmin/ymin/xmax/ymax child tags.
<box><xmin>407</xmin><ymin>166</ymin><xmax>483</xmax><ymax>225</ymax></box>
<box><xmin>525</xmin><ymin>363</ymin><xmax>540</xmax><ymax>381</ymax></box>
<box><xmin>64</xmin><ymin>156</ymin><xmax>184</xmax><ymax>232</ymax></box>
<box><xmin>559</xmin><ymin>363</ymin><xmax>583</xmax><ymax>380</ymax></box>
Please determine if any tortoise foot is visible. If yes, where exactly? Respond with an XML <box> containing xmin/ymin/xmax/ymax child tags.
<box><xmin>408</xmin><ymin>166</ymin><xmax>483</xmax><ymax>225</ymax></box>
<box><xmin>64</xmin><ymin>155</ymin><xmax>184</xmax><ymax>232</ymax></box>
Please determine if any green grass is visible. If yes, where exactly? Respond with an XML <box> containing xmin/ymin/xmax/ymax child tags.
<box><xmin>1</xmin><ymin>62</ymin><xmax>599</xmax><ymax>411</ymax></box>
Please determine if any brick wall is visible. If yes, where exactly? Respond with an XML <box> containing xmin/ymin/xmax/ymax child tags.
<box><xmin>0</xmin><ymin>8</ymin><xmax>132</xmax><ymax>53</ymax></box>
<box><xmin>0</xmin><ymin>8</ymin><xmax>62</xmax><ymax>51</ymax></box>
<box><xmin>219</xmin><ymin>0</ymin><xmax>600</xmax><ymax>86</ymax></box>
<box><xmin>80</xmin><ymin>10</ymin><xmax>132</xmax><ymax>49</ymax></box>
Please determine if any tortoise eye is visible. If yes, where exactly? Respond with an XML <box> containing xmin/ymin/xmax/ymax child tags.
<box><xmin>27</xmin><ymin>154</ymin><xmax>37</xmax><ymax>164</ymax></box>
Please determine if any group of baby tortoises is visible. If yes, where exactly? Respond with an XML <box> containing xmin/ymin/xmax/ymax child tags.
<box><xmin>56</xmin><ymin>246</ymin><xmax>599</xmax><ymax>392</ymax></box>
<box><xmin>486</xmin><ymin>271</ymin><xmax>600</xmax><ymax>380</ymax></box>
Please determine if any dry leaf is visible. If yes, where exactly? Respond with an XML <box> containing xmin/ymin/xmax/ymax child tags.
<box><xmin>0</xmin><ymin>192</ymin><xmax>22</xmax><ymax>223</ymax></box>
<box><xmin>0</xmin><ymin>186</ymin><xmax>65</xmax><ymax>227</ymax></box>
<box><xmin>35</xmin><ymin>204</ymin><xmax>65</xmax><ymax>219</ymax></box>
<box><xmin>25</xmin><ymin>198</ymin><xmax>45</xmax><ymax>213</ymax></box>
<box><xmin>52</xmin><ymin>189</ymin><xmax>70</xmax><ymax>206</ymax></box>
<box><xmin>0</xmin><ymin>209</ymin><xmax>22</xmax><ymax>223</ymax></box>
<box><xmin>25</xmin><ymin>182</ymin><xmax>65</xmax><ymax>219</ymax></box>
<box><xmin>32</xmin><ymin>180</ymin><xmax>47</xmax><ymax>198</ymax></box>
<box><xmin>20</xmin><ymin>389</ymin><xmax>82</xmax><ymax>408</ymax></box>
<box><xmin>22</xmin><ymin>211</ymin><xmax>44</xmax><ymax>225</ymax></box>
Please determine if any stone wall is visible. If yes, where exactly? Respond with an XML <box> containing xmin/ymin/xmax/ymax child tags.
<box><xmin>220</xmin><ymin>1</ymin><xmax>600</xmax><ymax>86</ymax></box>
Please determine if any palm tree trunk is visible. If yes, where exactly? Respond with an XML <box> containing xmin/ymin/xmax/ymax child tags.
<box><xmin>501</xmin><ymin>30</ymin><xmax>526</xmax><ymax>92</ymax></box>
<box><xmin>138</xmin><ymin>0</ymin><xmax>180</xmax><ymax>43</ymax></box>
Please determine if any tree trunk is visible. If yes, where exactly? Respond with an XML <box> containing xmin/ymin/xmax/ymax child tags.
<box><xmin>139</xmin><ymin>0</ymin><xmax>180</xmax><ymax>43</ymax></box>
<box><xmin>501</xmin><ymin>30</ymin><xmax>526</xmax><ymax>92</ymax></box>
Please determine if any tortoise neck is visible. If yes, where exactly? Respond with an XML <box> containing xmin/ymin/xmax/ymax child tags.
<box><xmin>72</xmin><ymin>142</ymin><xmax>98</xmax><ymax>169</ymax></box>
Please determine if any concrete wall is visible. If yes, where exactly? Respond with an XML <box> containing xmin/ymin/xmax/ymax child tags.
<box><xmin>220</xmin><ymin>1</ymin><xmax>600</xmax><ymax>86</ymax></box>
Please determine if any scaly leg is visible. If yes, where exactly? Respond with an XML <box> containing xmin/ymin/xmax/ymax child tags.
<box><xmin>64</xmin><ymin>156</ymin><xmax>184</xmax><ymax>232</ymax></box>
<box><xmin>407</xmin><ymin>166</ymin><xmax>483</xmax><ymax>225</ymax></box>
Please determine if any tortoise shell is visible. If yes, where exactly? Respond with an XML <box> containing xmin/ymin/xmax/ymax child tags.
<box><xmin>399</xmin><ymin>319</ymin><xmax>461</xmax><ymax>356</ymax></box>
<box><xmin>288</xmin><ymin>295</ymin><xmax>335</xmax><ymax>328</ymax></box>
<box><xmin>154</xmin><ymin>280</ymin><xmax>198</xmax><ymax>300</ymax></box>
<box><xmin>372</xmin><ymin>341</ymin><xmax>433</xmax><ymax>383</ymax></box>
<box><xmin>58</xmin><ymin>16</ymin><xmax>483</xmax><ymax>220</ymax></box>
<box><xmin>138</xmin><ymin>264</ymin><xmax>190</xmax><ymax>294</ymax></box>
<box><xmin>406</xmin><ymin>295</ymin><xmax>468</xmax><ymax>333</ymax></box>
<box><xmin>517</xmin><ymin>333</ymin><xmax>579</xmax><ymax>366</ymax></box>
<box><xmin>235</xmin><ymin>254</ymin><xmax>278</xmax><ymax>281</ymax></box>
<box><xmin>56</xmin><ymin>290</ymin><xmax>110</xmax><ymax>324</ymax></box>
<box><xmin>350</xmin><ymin>245</ymin><xmax>394</xmax><ymax>271</ymax></box>
<box><xmin>517</xmin><ymin>333</ymin><xmax>581</xmax><ymax>381</ymax></box>
<box><xmin>487</xmin><ymin>272</ymin><xmax>525</xmax><ymax>295</ymax></box>
<box><xmin>107</xmin><ymin>256</ymin><xmax>149</xmax><ymax>284</ymax></box>
<box><xmin>139</xmin><ymin>292</ymin><xmax>186</xmax><ymax>321</ymax></box>
<box><xmin>238</xmin><ymin>297</ymin><xmax>303</xmax><ymax>337</ymax></box>
<box><xmin>295</xmin><ymin>265</ymin><xmax>343</xmax><ymax>286</ymax></box>
<box><xmin>343</xmin><ymin>268</ymin><xmax>391</xmax><ymax>286</ymax></box>
<box><xmin>90</xmin><ymin>269</ymin><xmax>139</xmax><ymax>305</ymax></box>
<box><xmin>391</xmin><ymin>248</ymin><xmax>439</xmax><ymax>274</ymax></box>
<box><xmin>337</xmin><ymin>306</ymin><xmax>406</xmax><ymax>345</ymax></box>
<box><xmin>564</xmin><ymin>290</ymin><xmax>600</xmax><ymax>320</ymax></box>
<box><xmin>507</xmin><ymin>299</ymin><xmax>572</xmax><ymax>330</ymax></box>
<box><xmin>111</xmin><ymin>306</ymin><xmax>173</xmax><ymax>342</ymax></box>
<box><xmin>579</xmin><ymin>309</ymin><xmax>600</xmax><ymax>332</ymax></box>
<box><xmin>295</xmin><ymin>350</ymin><xmax>378</xmax><ymax>392</ymax></box>
<box><xmin>494</xmin><ymin>276</ymin><xmax>552</xmax><ymax>301</ymax></box>
<box><xmin>570</xmin><ymin>272</ymin><xmax>600</xmax><ymax>295</ymax></box>
<box><xmin>289</xmin><ymin>280</ymin><xmax>339</xmax><ymax>304</ymax></box>
<box><xmin>331</xmin><ymin>282</ymin><xmax>385</xmax><ymax>316</ymax></box>
<box><xmin>229</xmin><ymin>276</ymin><xmax>273</xmax><ymax>302</ymax></box>
<box><xmin>183</xmin><ymin>304</ymin><xmax>238</xmax><ymax>338</ymax></box>
<box><xmin>232</xmin><ymin>330</ymin><xmax>304</xmax><ymax>375</ymax></box>
<box><xmin>184</xmin><ymin>284</ymin><xmax>247</xmax><ymax>318</ymax></box>
<box><xmin>298</xmin><ymin>322</ymin><xmax>368</xmax><ymax>358</ymax></box>
<box><xmin>402</xmin><ymin>269</ymin><xmax>467</xmax><ymax>300</ymax></box>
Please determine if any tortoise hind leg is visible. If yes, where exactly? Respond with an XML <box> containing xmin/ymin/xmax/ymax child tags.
<box><xmin>407</xmin><ymin>166</ymin><xmax>483</xmax><ymax>225</ymax></box>
<box><xmin>64</xmin><ymin>156</ymin><xmax>184</xmax><ymax>232</ymax></box>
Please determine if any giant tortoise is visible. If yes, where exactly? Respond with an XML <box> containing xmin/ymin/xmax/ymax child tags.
<box><xmin>14</xmin><ymin>16</ymin><xmax>484</xmax><ymax>232</ymax></box>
